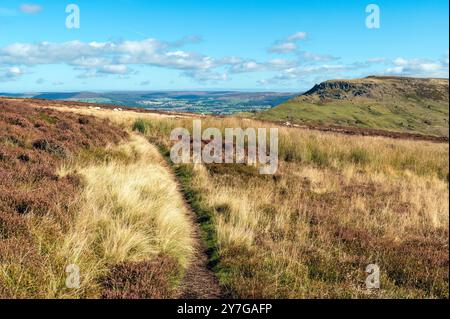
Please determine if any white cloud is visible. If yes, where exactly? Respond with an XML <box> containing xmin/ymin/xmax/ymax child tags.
<box><xmin>0</xmin><ymin>67</ymin><xmax>23</xmax><ymax>81</ymax></box>
<box><xmin>20</xmin><ymin>4</ymin><xmax>43</xmax><ymax>14</ymax></box>
<box><xmin>301</xmin><ymin>51</ymin><xmax>338</xmax><ymax>62</ymax></box>
<box><xmin>225</xmin><ymin>57</ymin><xmax>299</xmax><ymax>74</ymax></box>
<box><xmin>0</xmin><ymin>41</ymin><xmax>114</xmax><ymax>65</ymax></box>
<box><xmin>287</xmin><ymin>32</ymin><xmax>307</xmax><ymax>42</ymax></box>
<box><xmin>393</xmin><ymin>57</ymin><xmax>408</xmax><ymax>66</ymax></box>
<box><xmin>0</xmin><ymin>34</ymin><xmax>447</xmax><ymax>87</ymax></box>
<box><xmin>385</xmin><ymin>57</ymin><xmax>449</xmax><ymax>77</ymax></box>
<box><xmin>183</xmin><ymin>70</ymin><xmax>229</xmax><ymax>83</ymax></box>
<box><xmin>258</xmin><ymin>54</ymin><xmax>449</xmax><ymax>87</ymax></box>
<box><xmin>98</xmin><ymin>64</ymin><xmax>129</xmax><ymax>75</ymax></box>
<box><xmin>385</xmin><ymin>66</ymin><xmax>404</xmax><ymax>74</ymax></box>
<box><xmin>258</xmin><ymin>63</ymin><xmax>368</xmax><ymax>85</ymax></box>
<box><xmin>0</xmin><ymin>39</ymin><xmax>209</xmax><ymax>70</ymax></box>
<box><xmin>229</xmin><ymin>60</ymin><xmax>264</xmax><ymax>73</ymax></box>
<box><xmin>0</xmin><ymin>39</ymin><xmax>220</xmax><ymax>81</ymax></box>
<box><xmin>269</xmin><ymin>42</ymin><xmax>298</xmax><ymax>54</ymax></box>
<box><xmin>268</xmin><ymin>31</ymin><xmax>308</xmax><ymax>54</ymax></box>
<box><xmin>267</xmin><ymin>58</ymin><xmax>296</xmax><ymax>68</ymax></box>
<box><xmin>166</xmin><ymin>50</ymin><xmax>190</xmax><ymax>58</ymax></box>
<box><xmin>71</xmin><ymin>57</ymin><xmax>111</xmax><ymax>68</ymax></box>
<box><xmin>8</xmin><ymin>66</ymin><xmax>22</xmax><ymax>75</ymax></box>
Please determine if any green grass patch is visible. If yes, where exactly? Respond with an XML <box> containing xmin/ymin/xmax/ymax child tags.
<box><xmin>132</xmin><ymin>119</ymin><xmax>149</xmax><ymax>134</ymax></box>
<box><xmin>39</xmin><ymin>112</ymin><xmax>57</xmax><ymax>125</ymax></box>
<box><xmin>348</xmin><ymin>147</ymin><xmax>370</xmax><ymax>165</ymax></box>
<box><xmin>257</xmin><ymin>97</ymin><xmax>449</xmax><ymax>137</ymax></box>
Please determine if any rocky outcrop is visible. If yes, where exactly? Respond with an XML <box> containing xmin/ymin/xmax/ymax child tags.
<box><xmin>300</xmin><ymin>76</ymin><xmax>449</xmax><ymax>101</ymax></box>
<box><xmin>304</xmin><ymin>81</ymin><xmax>376</xmax><ymax>99</ymax></box>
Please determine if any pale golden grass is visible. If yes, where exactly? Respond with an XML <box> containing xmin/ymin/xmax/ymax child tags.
<box><xmin>40</xmin><ymin>104</ymin><xmax>187</xmax><ymax>129</ymax></box>
<box><xmin>57</xmin><ymin>134</ymin><xmax>194</xmax><ymax>297</ymax></box>
<box><xmin>191</xmin><ymin>159</ymin><xmax>448</xmax><ymax>297</ymax></box>
<box><xmin>4</xmin><ymin>134</ymin><xmax>195</xmax><ymax>298</ymax></box>
<box><xmin>127</xmin><ymin>115</ymin><xmax>447</xmax><ymax>298</ymax></box>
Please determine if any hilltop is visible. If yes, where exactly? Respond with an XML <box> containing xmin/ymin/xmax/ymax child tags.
<box><xmin>302</xmin><ymin>76</ymin><xmax>448</xmax><ymax>101</ymax></box>
<box><xmin>256</xmin><ymin>76</ymin><xmax>449</xmax><ymax>137</ymax></box>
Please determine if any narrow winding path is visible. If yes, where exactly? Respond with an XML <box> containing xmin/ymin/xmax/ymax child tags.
<box><xmin>177</xmin><ymin>217</ymin><xmax>222</xmax><ymax>299</ymax></box>
<box><xmin>153</xmin><ymin>143</ymin><xmax>222</xmax><ymax>299</ymax></box>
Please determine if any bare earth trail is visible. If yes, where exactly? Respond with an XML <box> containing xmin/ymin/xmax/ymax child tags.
<box><xmin>176</xmin><ymin>208</ymin><xmax>222</xmax><ymax>299</ymax></box>
<box><xmin>118</xmin><ymin>133</ymin><xmax>222</xmax><ymax>298</ymax></box>
<box><xmin>170</xmin><ymin>169</ymin><xmax>222</xmax><ymax>299</ymax></box>
<box><xmin>146</xmin><ymin>139</ymin><xmax>223</xmax><ymax>299</ymax></box>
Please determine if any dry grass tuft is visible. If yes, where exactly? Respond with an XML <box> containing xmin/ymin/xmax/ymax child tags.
<box><xmin>57</xmin><ymin>134</ymin><xmax>195</xmax><ymax>298</ymax></box>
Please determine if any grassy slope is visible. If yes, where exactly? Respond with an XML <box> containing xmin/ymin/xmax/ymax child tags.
<box><xmin>125</xmin><ymin>114</ymin><xmax>449</xmax><ymax>299</ymax></box>
<box><xmin>257</xmin><ymin>77</ymin><xmax>449</xmax><ymax>137</ymax></box>
<box><xmin>0</xmin><ymin>100</ymin><xmax>194</xmax><ymax>298</ymax></box>
<box><xmin>11</xmin><ymin>100</ymin><xmax>449</xmax><ymax>299</ymax></box>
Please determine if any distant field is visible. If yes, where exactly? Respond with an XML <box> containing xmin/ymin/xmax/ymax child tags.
<box><xmin>0</xmin><ymin>91</ymin><xmax>295</xmax><ymax>115</ymax></box>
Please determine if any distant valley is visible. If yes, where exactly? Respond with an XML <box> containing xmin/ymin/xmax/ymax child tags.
<box><xmin>0</xmin><ymin>91</ymin><xmax>296</xmax><ymax>115</ymax></box>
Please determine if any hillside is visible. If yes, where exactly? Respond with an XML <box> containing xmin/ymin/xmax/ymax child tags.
<box><xmin>1</xmin><ymin>98</ymin><xmax>449</xmax><ymax>298</ymax></box>
<box><xmin>256</xmin><ymin>76</ymin><xmax>449</xmax><ymax>137</ymax></box>
<box><xmin>0</xmin><ymin>99</ymin><xmax>202</xmax><ymax>298</ymax></box>
<box><xmin>0</xmin><ymin>99</ymin><xmax>448</xmax><ymax>298</ymax></box>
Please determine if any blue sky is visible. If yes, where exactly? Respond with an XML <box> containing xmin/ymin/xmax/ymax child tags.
<box><xmin>0</xmin><ymin>0</ymin><xmax>448</xmax><ymax>92</ymax></box>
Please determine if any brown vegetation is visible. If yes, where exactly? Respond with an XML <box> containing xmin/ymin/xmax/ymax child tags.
<box><xmin>2</xmin><ymin>98</ymin><xmax>448</xmax><ymax>299</ymax></box>
<box><xmin>0</xmin><ymin>100</ymin><xmax>126</xmax><ymax>298</ymax></box>
<box><xmin>101</xmin><ymin>254</ymin><xmax>180</xmax><ymax>299</ymax></box>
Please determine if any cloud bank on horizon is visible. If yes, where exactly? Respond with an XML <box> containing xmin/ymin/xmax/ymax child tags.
<box><xmin>0</xmin><ymin>0</ymin><xmax>448</xmax><ymax>91</ymax></box>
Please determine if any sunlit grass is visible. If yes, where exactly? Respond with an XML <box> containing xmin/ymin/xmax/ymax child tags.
<box><xmin>41</xmin><ymin>105</ymin><xmax>449</xmax><ymax>298</ymax></box>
